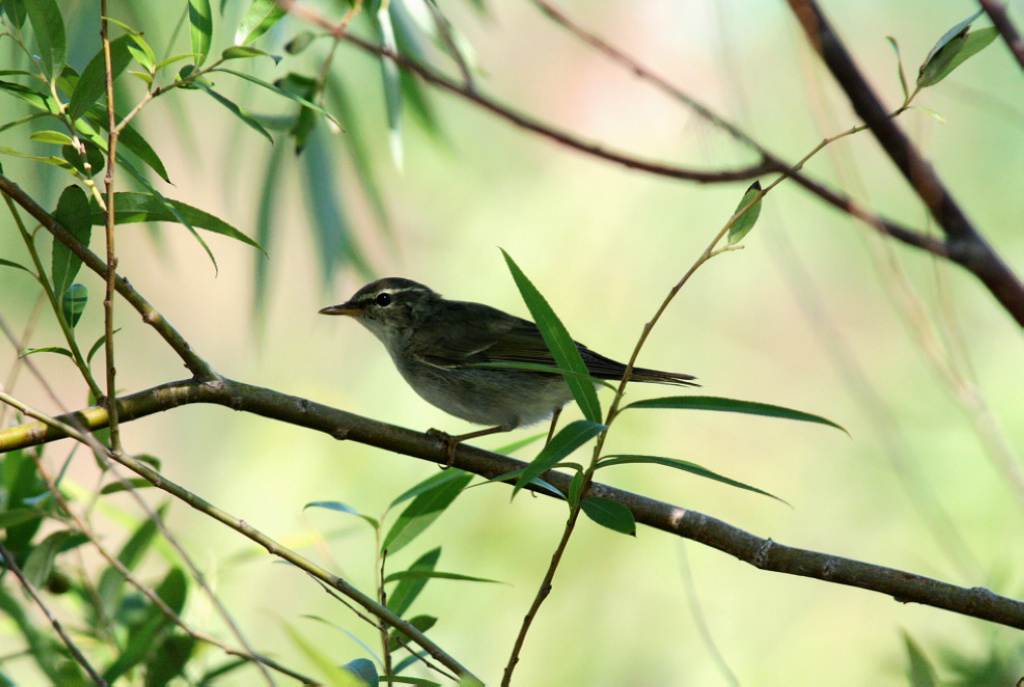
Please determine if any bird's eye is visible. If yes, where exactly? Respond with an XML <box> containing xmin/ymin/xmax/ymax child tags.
<box><xmin>375</xmin><ymin>292</ymin><xmax>392</xmax><ymax>307</ymax></box>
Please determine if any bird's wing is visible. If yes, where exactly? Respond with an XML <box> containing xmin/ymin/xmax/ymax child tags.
<box><xmin>415</xmin><ymin>313</ymin><xmax>557</xmax><ymax>369</ymax></box>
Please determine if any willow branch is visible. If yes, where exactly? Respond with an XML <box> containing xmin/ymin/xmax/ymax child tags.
<box><xmin>978</xmin><ymin>0</ymin><xmax>1024</xmax><ymax>71</ymax></box>
<box><xmin>3</xmin><ymin>377</ymin><xmax>1022</xmax><ymax>631</ymax></box>
<box><xmin>0</xmin><ymin>172</ymin><xmax>216</xmax><ymax>380</ymax></box>
<box><xmin>787</xmin><ymin>0</ymin><xmax>1024</xmax><ymax>326</ymax></box>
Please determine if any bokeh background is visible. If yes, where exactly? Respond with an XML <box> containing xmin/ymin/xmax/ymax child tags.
<box><xmin>2</xmin><ymin>0</ymin><xmax>1024</xmax><ymax>683</ymax></box>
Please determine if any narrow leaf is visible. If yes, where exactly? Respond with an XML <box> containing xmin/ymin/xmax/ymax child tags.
<box><xmin>501</xmin><ymin>250</ymin><xmax>602</xmax><ymax>423</ymax></box>
<box><xmin>51</xmin><ymin>185</ymin><xmax>91</xmax><ymax>298</ymax></box>
<box><xmin>382</xmin><ymin>472</ymin><xmax>472</xmax><ymax>555</ymax></box>
<box><xmin>580</xmin><ymin>497</ymin><xmax>635</xmax><ymax>535</ymax></box>
<box><xmin>20</xmin><ymin>346</ymin><xmax>73</xmax><ymax>358</ymax></box>
<box><xmin>214</xmin><ymin>68</ymin><xmax>341</xmax><ymax>128</ymax></box>
<box><xmin>386</xmin><ymin>547</ymin><xmax>440</xmax><ymax>617</ymax></box>
<box><xmin>728</xmin><ymin>180</ymin><xmax>762</xmax><ymax>245</ymax></box>
<box><xmin>514</xmin><ymin>420</ymin><xmax>606</xmax><ymax>496</ymax></box>
<box><xmin>88</xmin><ymin>192</ymin><xmax>263</xmax><ymax>252</ymax></box>
<box><xmin>25</xmin><ymin>0</ymin><xmax>66</xmax><ymax>80</ymax></box>
<box><xmin>0</xmin><ymin>257</ymin><xmax>33</xmax><ymax>274</ymax></box>
<box><xmin>29</xmin><ymin>130</ymin><xmax>73</xmax><ymax>145</ymax></box>
<box><xmin>69</xmin><ymin>35</ymin><xmax>133</xmax><ymax>120</ymax></box>
<box><xmin>623</xmin><ymin>395</ymin><xmax>848</xmax><ymax>434</ymax></box>
<box><xmin>598</xmin><ymin>455</ymin><xmax>786</xmax><ymax>503</ymax></box>
<box><xmin>236</xmin><ymin>0</ymin><xmax>287</xmax><ymax>45</ymax></box>
<box><xmin>189</xmin><ymin>0</ymin><xmax>213</xmax><ymax>67</ymax></box>
<box><xmin>384</xmin><ymin>570</ymin><xmax>503</xmax><ymax>584</ymax></box>
<box><xmin>388</xmin><ymin>469</ymin><xmax>469</xmax><ymax>510</ymax></box>
<box><xmin>1</xmin><ymin>0</ymin><xmax>27</xmax><ymax>29</ymax></box>
<box><xmin>198</xmin><ymin>83</ymin><xmax>273</xmax><ymax>143</ymax></box>
<box><xmin>886</xmin><ymin>36</ymin><xmax>909</xmax><ymax>102</ymax></box>
<box><xmin>378</xmin><ymin>5</ymin><xmax>404</xmax><ymax>169</ymax></box>
<box><xmin>22</xmin><ymin>530</ymin><xmax>73</xmax><ymax>587</ymax></box>
<box><xmin>304</xmin><ymin>501</ymin><xmax>379</xmax><ymax>529</ymax></box>
<box><xmin>220</xmin><ymin>45</ymin><xmax>280</xmax><ymax>64</ymax></box>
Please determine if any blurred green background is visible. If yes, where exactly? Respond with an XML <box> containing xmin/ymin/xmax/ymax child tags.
<box><xmin>2</xmin><ymin>0</ymin><xmax>1023</xmax><ymax>683</ymax></box>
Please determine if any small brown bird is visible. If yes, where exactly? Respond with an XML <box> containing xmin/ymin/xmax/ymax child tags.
<box><xmin>321</xmin><ymin>278</ymin><xmax>697</xmax><ymax>455</ymax></box>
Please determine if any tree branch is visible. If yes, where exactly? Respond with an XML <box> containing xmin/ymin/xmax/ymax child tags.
<box><xmin>787</xmin><ymin>0</ymin><xmax>1024</xmax><ymax>326</ymax></box>
<box><xmin>978</xmin><ymin>0</ymin><xmax>1024</xmax><ymax>71</ymax></box>
<box><xmin>3</xmin><ymin>377</ymin><xmax>1022</xmax><ymax>631</ymax></box>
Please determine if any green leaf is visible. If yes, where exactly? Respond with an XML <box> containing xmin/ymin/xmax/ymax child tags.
<box><xmin>97</xmin><ymin>507</ymin><xmax>164</xmax><ymax>618</ymax></box>
<box><xmin>886</xmin><ymin>36</ymin><xmax>909</xmax><ymax>102</ymax></box>
<box><xmin>220</xmin><ymin>45</ymin><xmax>280</xmax><ymax>64</ymax></box>
<box><xmin>189</xmin><ymin>0</ymin><xmax>212</xmax><ymax>67</ymax></box>
<box><xmin>0</xmin><ymin>257</ymin><xmax>32</xmax><ymax>274</ymax></box>
<box><xmin>22</xmin><ymin>530</ymin><xmax>74</xmax><ymax>587</ymax></box>
<box><xmin>902</xmin><ymin>631</ymin><xmax>938</xmax><ymax>687</ymax></box>
<box><xmin>25</xmin><ymin>0</ymin><xmax>66</xmax><ymax>80</ymax></box>
<box><xmin>513</xmin><ymin>420</ymin><xmax>606</xmax><ymax>496</ymax></box>
<box><xmin>388</xmin><ymin>470</ymin><xmax>472</xmax><ymax>510</ymax></box>
<box><xmin>144</xmin><ymin>633</ymin><xmax>195</xmax><ymax>687</ymax></box>
<box><xmin>51</xmin><ymin>184</ymin><xmax>91</xmax><ymax>298</ymax></box>
<box><xmin>197</xmin><ymin>82</ymin><xmax>273</xmax><ymax>143</ymax></box>
<box><xmin>1</xmin><ymin>0</ymin><xmax>27</xmax><ymax>29</ymax></box>
<box><xmin>501</xmin><ymin>250</ymin><xmax>602</xmax><ymax>423</ymax></box>
<box><xmin>127</xmin><ymin>33</ymin><xmax>157</xmax><ymax>73</ymax></box>
<box><xmin>99</xmin><ymin>478</ymin><xmax>154</xmax><ymax>495</ymax></box>
<box><xmin>235</xmin><ymin>0</ymin><xmax>288</xmax><ymax>46</ymax></box>
<box><xmin>89</xmin><ymin>192</ymin><xmax>264</xmax><ymax>252</ymax></box>
<box><xmin>86</xmin><ymin>327</ymin><xmax>119</xmax><ymax>364</ymax></box>
<box><xmin>61</xmin><ymin>139</ymin><xmax>105</xmax><ymax>178</ymax></box>
<box><xmin>215</xmin><ymin>68</ymin><xmax>341</xmax><ymax>128</ymax></box>
<box><xmin>304</xmin><ymin>501</ymin><xmax>379</xmax><ymax>529</ymax></box>
<box><xmin>386</xmin><ymin>547</ymin><xmax>440</xmax><ymax>617</ymax></box>
<box><xmin>286</xmin><ymin>31</ymin><xmax>316</xmax><ymax>55</ymax></box>
<box><xmin>728</xmin><ymin>180</ymin><xmax>762</xmax><ymax>245</ymax></box>
<box><xmin>29</xmin><ymin>130</ymin><xmax>74</xmax><ymax>145</ymax></box>
<box><xmin>917</xmin><ymin>10</ymin><xmax>997</xmax><ymax>88</ymax></box>
<box><xmin>377</xmin><ymin>5</ymin><xmax>404</xmax><ymax>169</ymax></box>
<box><xmin>623</xmin><ymin>395</ymin><xmax>848</xmax><ymax>434</ymax></box>
<box><xmin>567</xmin><ymin>469</ymin><xmax>584</xmax><ymax>507</ymax></box>
<box><xmin>60</xmin><ymin>283</ymin><xmax>87</xmax><ymax>328</ymax></box>
<box><xmin>580</xmin><ymin>497</ymin><xmax>635</xmax><ymax>535</ymax></box>
<box><xmin>384</xmin><ymin>570</ymin><xmax>503</xmax><ymax>585</ymax></box>
<box><xmin>283</xmin><ymin>623</ymin><xmax>366</xmax><ymax>686</ymax></box>
<box><xmin>387</xmin><ymin>614</ymin><xmax>437</xmax><ymax>653</ymax></box>
<box><xmin>69</xmin><ymin>35</ymin><xmax>133</xmax><ymax>120</ymax></box>
<box><xmin>342</xmin><ymin>658</ymin><xmax>378</xmax><ymax>685</ymax></box>
<box><xmin>382</xmin><ymin>472</ymin><xmax>472</xmax><ymax>555</ymax></box>
<box><xmin>0</xmin><ymin>508</ymin><xmax>45</xmax><ymax>529</ymax></box>
<box><xmin>598</xmin><ymin>454</ymin><xmax>786</xmax><ymax>503</ymax></box>
<box><xmin>20</xmin><ymin>346</ymin><xmax>73</xmax><ymax>358</ymax></box>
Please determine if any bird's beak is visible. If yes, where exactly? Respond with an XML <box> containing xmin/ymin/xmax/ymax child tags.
<box><xmin>319</xmin><ymin>302</ymin><xmax>364</xmax><ymax>316</ymax></box>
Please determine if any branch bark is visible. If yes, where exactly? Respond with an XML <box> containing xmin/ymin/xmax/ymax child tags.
<box><xmin>3</xmin><ymin>376</ymin><xmax>1022</xmax><ymax>631</ymax></box>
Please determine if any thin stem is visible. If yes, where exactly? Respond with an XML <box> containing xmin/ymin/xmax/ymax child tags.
<box><xmin>100</xmin><ymin>1</ymin><xmax>120</xmax><ymax>449</ymax></box>
<box><xmin>0</xmin><ymin>540</ymin><xmax>107</xmax><ymax>684</ymax></box>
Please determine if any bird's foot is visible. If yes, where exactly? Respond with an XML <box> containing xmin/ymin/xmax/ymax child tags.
<box><xmin>427</xmin><ymin>428</ymin><xmax>460</xmax><ymax>468</ymax></box>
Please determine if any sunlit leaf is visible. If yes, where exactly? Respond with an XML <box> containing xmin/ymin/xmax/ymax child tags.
<box><xmin>236</xmin><ymin>0</ymin><xmax>287</xmax><ymax>46</ymax></box>
<box><xmin>189</xmin><ymin>0</ymin><xmax>213</xmax><ymax>67</ymax></box>
<box><xmin>304</xmin><ymin>500</ymin><xmax>379</xmax><ymax>529</ymax></box>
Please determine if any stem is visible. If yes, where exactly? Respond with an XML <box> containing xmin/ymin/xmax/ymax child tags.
<box><xmin>100</xmin><ymin>2</ymin><xmax>120</xmax><ymax>449</ymax></box>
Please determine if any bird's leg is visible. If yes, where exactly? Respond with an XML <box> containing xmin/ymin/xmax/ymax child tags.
<box><xmin>544</xmin><ymin>407</ymin><xmax>562</xmax><ymax>446</ymax></box>
<box><xmin>428</xmin><ymin>425</ymin><xmax>508</xmax><ymax>468</ymax></box>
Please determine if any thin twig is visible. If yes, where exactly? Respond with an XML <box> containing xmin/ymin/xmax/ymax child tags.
<box><xmin>0</xmin><ymin>540</ymin><xmax>107</xmax><ymax>685</ymax></box>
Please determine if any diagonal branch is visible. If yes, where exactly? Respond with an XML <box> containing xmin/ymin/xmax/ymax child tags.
<box><xmin>978</xmin><ymin>0</ymin><xmax>1024</xmax><ymax>71</ymax></box>
<box><xmin>787</xmin><ymin>0</ymin><xmax>1024</xmax><ymax>326</ymax></box>
<box><xmin>3</xmin><ymin>377</ymin><xmax>1023</xmax><ymax>631</ymax></box>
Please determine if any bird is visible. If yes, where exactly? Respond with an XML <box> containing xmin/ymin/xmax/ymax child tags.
<box><xmin>320</xmin><ymin>277</ymin><xmax>697</xmax><ymax>460</ymax></box>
